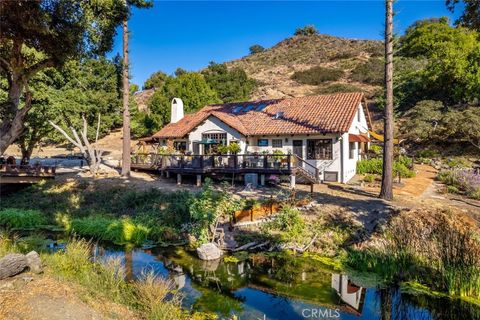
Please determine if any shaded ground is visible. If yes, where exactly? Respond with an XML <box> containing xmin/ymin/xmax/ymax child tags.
<box><xmin>0</xmin><ymin>273</ymin><xmax>138</xmax><ymax>320</ymax></box>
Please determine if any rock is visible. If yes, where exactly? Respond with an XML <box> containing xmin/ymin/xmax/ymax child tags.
<box><xmin>26</xmin><ymin>251</ymin><xmax>43</xmax><ymax>274</ymax></box>
<box><xmin>196</xmin><ymin>243</ymin><xmax>222</xmax><ymax>260</ymax></box>
<box><xmin>0</xmin><ymin>254</ymin><xmax>28</xmax><ymax>280</ymax></box>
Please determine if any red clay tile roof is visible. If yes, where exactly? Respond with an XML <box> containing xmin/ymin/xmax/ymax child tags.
<box><xmin>152</xmin><ymin>92</ymin><xmax>366</xmax><ymax>139</ymax></box>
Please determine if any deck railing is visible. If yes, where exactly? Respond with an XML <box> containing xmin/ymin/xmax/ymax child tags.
<box><xmin>131</xmin><ymin>153</ymin><xmax>292</xmax><ymax>171</ymax></box>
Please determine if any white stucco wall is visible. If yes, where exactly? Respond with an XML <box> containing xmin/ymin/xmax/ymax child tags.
<box><xmin>187</xmin><ymin>116</ymin><xmax>247</xmax><ymax>153</ymax></box>
<box><xmin>246</xmin><ymin>134</ymin><xmax>342</xmax><ymax>182</ymax></box>
<box><xmin>156</xmin><ymin>102</ymin><xmax>370</xmax><ymax>183</ymax></box>
<box><xmin>342</xmin><ymin>103</ymin><xmax>371</xmax><ymax>182</ymax></box>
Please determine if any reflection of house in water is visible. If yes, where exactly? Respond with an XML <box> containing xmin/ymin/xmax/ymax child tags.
<box><xmin>331</xmin><ymin>274</ymin><xmax>366</xmax><ymax>315</ymax></box>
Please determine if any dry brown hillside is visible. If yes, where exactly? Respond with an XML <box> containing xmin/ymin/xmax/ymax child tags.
<box><xmin>227</xmin><ymin>34</ymin><xmax>383</xmax><ymax>100</ymax></box>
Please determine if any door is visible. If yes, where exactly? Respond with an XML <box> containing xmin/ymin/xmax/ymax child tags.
<box><xmin>293</xmin><ymin>140</ymin><xmax>303</xmax><ymax>167</ymax></box>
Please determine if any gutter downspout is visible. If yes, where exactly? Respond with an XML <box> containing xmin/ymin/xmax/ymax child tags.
<box><xmin>339</xmin><ymin>135</ymin><xmax>344</xmax><ymax>183</ymax></box>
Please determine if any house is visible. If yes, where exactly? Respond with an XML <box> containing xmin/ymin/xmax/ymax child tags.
<box><xmin>140</xmin><ymin>92</ymin><xmax>371</xmax><ymax>184</ymax></box>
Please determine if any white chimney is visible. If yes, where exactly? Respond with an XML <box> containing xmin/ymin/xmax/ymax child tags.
<box><xmin>171</xmin><ymin>98</ymin><xmax>184</xmax><ymax>123</ymax></box>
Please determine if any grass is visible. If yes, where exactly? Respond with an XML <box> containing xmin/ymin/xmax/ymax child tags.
<box><xmin>68</xmin><ymin>216</ymin><xmax>150</xmax><ymax>246</ymax></box>
<box><xmin>0</xmin><ymin>181</ymin><xmax>193</xmax><ymax>245</ymax></box>
<box><xmin>0</xmin><ymin>208</ymin><xmax>47</xmax><ymax>230</ymax></box>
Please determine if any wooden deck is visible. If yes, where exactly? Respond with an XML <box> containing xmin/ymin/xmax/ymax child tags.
<box><xmin>131</xmin><ymin>153</ymin><xmax>321</xmax><ymax>184</ymax></box>
<box><xmin>0</xmin><ymin>164</ymin><xmax>56</xmax><ymax>184</ymax></box>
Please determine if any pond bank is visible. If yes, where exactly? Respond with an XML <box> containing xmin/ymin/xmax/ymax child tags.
<box><xmin>1</xmin><ymin>178</ymin><xmax>480</xmax><ymax>319</ymax></box>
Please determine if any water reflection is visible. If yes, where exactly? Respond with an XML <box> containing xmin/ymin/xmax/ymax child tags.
<box><xmin>95</xmin><ymin>246</ymin><xmax>480</xmax><ymax>320</ymax></box>
<box><xmin>331</xmin><ymin>274</ymin><xmax>365</xmax><ymax>315</ymax></box>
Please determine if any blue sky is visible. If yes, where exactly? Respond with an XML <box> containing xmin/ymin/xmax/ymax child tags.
<box><xmin>109</xmin><ymin>1</ymin><xmax>460</xmax><ymax>87</ymax></box>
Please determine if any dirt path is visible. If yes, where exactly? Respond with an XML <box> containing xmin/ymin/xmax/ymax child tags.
<box><xmin>0</xmin><ymin>273</ymin><xmax>138</xmax><ymax>320</ymax></box>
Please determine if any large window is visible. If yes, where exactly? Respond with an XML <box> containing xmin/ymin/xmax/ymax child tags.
<box><xmin>272</xmin><ymin>139</ymin><xmax>283</xmax><ymax>148</ymax></box>
<box><xmin>307</xmin><ymin>139</ymin><xmax>332</xmax><ymax>160</ymax></box>
<box><xmin>202</xmin><ymin>132</ymin><xmax>227</xmax><ymax>154</ymax></box>
<box><xmin>202</xmin><ymin>132</ymin><xmax>227</xmax><ymax>144</ymax></box>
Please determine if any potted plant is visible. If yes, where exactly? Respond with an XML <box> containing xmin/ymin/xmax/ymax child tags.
<box><xmin>272</xmin><ymin>149</ymin><xmax>284</xmax><ymax>169</ymax></box>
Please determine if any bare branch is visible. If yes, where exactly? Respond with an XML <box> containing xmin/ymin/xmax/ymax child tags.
<box><xmin>95</xmin><ymin>114</ymin><xmax>101</xmax><ymax>144</ymax></box>
<box><xmin>70</xmin><ymin>126</ymin><xmax>86</xmax><ymax>156</ymax></box>
<box><xmin>49</xmin><ymin>121</ymin><xmax>83</xmax><ymax>151</ymax></box>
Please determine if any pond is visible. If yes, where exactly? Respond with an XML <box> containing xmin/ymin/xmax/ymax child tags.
<box><xmin>87</xmin><ymin>245</ymin><xmax>480</xmax><ymax>320</ymax></box>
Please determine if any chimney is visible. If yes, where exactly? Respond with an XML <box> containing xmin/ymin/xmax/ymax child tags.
<box><xmin>171</xmin><ymin>98</ymin><xmax>184</xmax><ymax>123</ymax></box>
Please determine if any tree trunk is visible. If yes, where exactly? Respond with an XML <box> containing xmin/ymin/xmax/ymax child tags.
<box><xmin>380</xmin><ymin>0</ymin><xmax>394</xmax><ymax>201</ymax></box>
<box><xmin>0</xmin><ymin>87</ymin><xmax>31</xmax><ymax>155</ymax></box>
<box><xmin>121</xmin><ymin>9</ymin><xmax>131</xmax><ymax>177</ymax></box>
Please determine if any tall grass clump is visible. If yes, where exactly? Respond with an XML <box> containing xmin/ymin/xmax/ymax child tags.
<box><xmin>0</xmin><ymin>208</ymin><xmax>47</xmax><ymax>230</ymax></box>
<box><xmin>347</xmin><ymin>208</ymin><xmax>480</xmax><ymax>301</ymax></box>
<box><xmin>134</xmin><ymin>272</ymin><xmax>184</xmax><ymax>320</ymax></box>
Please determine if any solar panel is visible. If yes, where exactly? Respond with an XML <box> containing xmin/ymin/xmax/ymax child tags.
<box><xmin>243</xmin><ymin>105</ymin><xmax>254</xmax><ymax>112</ymax></box>
<box><xmin>255</xmin><ymin>104</ymin><xmax>267</xmax><ymax>111</ymax></box>
<box><xmin>232</xmin><ymin>106</ymin><xmax>243</xmax><ymax>113</ymax></box>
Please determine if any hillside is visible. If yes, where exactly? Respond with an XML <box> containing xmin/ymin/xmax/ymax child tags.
<box><xmin>226</xmin><ymin>34</ymin><xmax>384</xmax><ymax>100</ymax></box>
<box><xmin>134</xmin><ymin>34</ymin><xmax>384</xmax><ymax>108</ymax></box>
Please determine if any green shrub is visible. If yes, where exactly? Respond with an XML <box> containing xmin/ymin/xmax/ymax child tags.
<box><xmin>363</xmin><ymin>174</ymin><xmax>375</xmax><ymax>183</ymax></box>
<box><xmin>369</xmin><ymin>144</ymin><xmax>383</xmax><ymax>155</ymax></box>
<box><xmin>416</xmin><ymin>149</ymin><xmax>439</xmax><ymax>159</ymax></box>
<box><xmin>446</xmin><ymin>185</ymin><xmax>460</xmax><ymax>194</ymax></box>
<box><xmin>0</xmin><ymin>209</ymin><xmax>47</xmax><ymax>229</ymax></box>
<box><xmin>357</xmin><ymin>158</ymin><xmax>383</xmax><ymax>175</ymax></box>
<box><xmin>263</xmin><ymin>205</ymin><xmax>305</xmax><ymax>243</ymax></box>
<box><xmin>292</xmin><ymin>66</ymin><xmax>344</xmax><ymax>85</ymax></box>
<box><xmin>357</xmin><ymin>157</ymin><xmax>415</xmax><ymax>178</ymax></box>
<box><xmin>350</xmin><ymin>58</ymin><xmax>384</xmax><ymax>85</ymax></box>
<box><xmin>446</xmin><ymin>158</ymin><xmax>470</xmax><ymax>169</ymax></box>
<box><xmin>294</xmin><ymin>25</ymin><xmax>319</xmax><ymax>36</ymax></box>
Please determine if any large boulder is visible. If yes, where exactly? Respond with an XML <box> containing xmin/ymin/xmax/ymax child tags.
<box><xmin>0</xmin><ymin>251</ymin><xmax>42</xmax><ymax>280</ymax></box>
<box><xmin>196</xmin><ymin>243</ymin><xmax>222</xmax><ymax>261</ymax></box>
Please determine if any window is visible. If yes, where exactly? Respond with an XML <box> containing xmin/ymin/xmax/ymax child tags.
<box><xmin>272</xmin><ymin>139</ymin><xmax>283</xmax><ymax>148</ymax></box>
<box><xmin>349</xmin><ymin>142</ymin><xmax>355</xmax><ymax>159</ymax></box>
<box><xmin>257</xmin><ymin>139</ymin><xmax>269</xmax><ymax>147</ymax></box>
<box><xmin>202</xmin><ymin>132</ymin><xmax>227</xmax><ymax>145</ymax></box>
<box><xmin>173</xmin><ymin>141</ymin><xmax>187</xmax><ymax>152</ymax></box>
<box><xmin>357</xmin><ymin>107</ymin><xmax>361</xmax><ymax>122</ymax></box>
<box><xmin>307</xmin><ymin>139</ymin><xmax>332</xmax><ymax>160</ymax></box>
